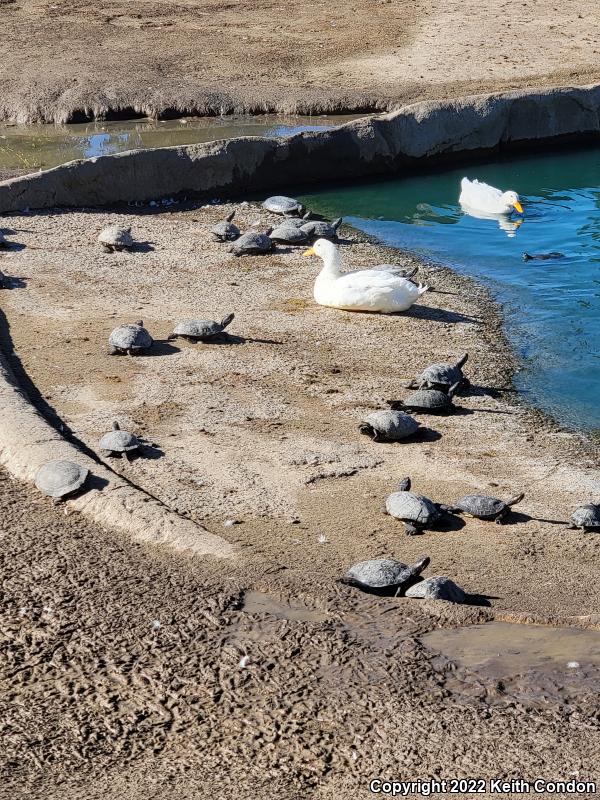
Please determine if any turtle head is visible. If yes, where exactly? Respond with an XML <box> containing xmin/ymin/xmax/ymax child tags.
<box><xmin>112</xmin><ymin>421</ymin><xmax>120</xmax><ymax>431</ymax></box>
<box><xmin>226</xmin><ymin>211</ymin><xmax>235</xmax><ymax>222</ymax></box>
<box><xmin>507</xmin><ymin>492</ymin><xmax>525</xmax><ymax>507</ymax></box>
<box><xmin>454</xmin><ymin>352</ymin><xmax>469</xmax><ymax>370</ymax></box>
<box><xmin>358</xmin><ymin>423</ymin><xmax>378</xmax><ymax>441</ymax></box>
<box><xmin>135</xmin><ymin>320</ymin><xmax>144</xmax><ymax>327</ymax></box>
<box><xmin>220</xmin><ymin>312</ymin><xmax>235</xmax><ymax>329</ymax></box>
<box><xmin>332</xmin><ymin>217</ymin><xmax>343</xmax><ymax>230</ymax></box>
<box><xmin>397</xmin><ymin>476</ymin><xmax>411</xmax><ymax>492</ymax></box>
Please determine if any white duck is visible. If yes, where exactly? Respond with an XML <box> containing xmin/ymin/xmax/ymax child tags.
<box><xmin>303</xmin><ymin>239</ymin><xmax>428</xmax><ymax>313</ymax></box>
<box><xmin>459</xmin><ymin>177</ymin><xmax>524</xmax><ymax>217</ymax></box>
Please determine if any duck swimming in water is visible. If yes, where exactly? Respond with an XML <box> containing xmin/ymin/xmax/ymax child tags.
<box><xmin>302</xmin><ymin>239</ymin><xmax>428</xmax><ymax>313</ymax></box>
<box><xmin>459</xmin><ymin>177</ymin><xmax>524</xmax><ymax>217</ymax></box>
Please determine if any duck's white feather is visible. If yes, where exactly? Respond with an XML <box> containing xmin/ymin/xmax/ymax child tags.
<box><xmin>309</xmin><ymin>240</ymin><xmax>428</xmax><ymax>313</ymax></box>
<box><xmin>459</xmin><ymin>177</ymin><xmax>519</xmax><ymax>216</ymax></box>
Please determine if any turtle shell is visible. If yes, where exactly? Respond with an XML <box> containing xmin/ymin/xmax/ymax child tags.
<box><xmin>454</xmin><ymin>494</ymin><xmax>506</xmax><ymax>519</ymax></box>
<box><xmin>109</xmin><ymin>322</ymin><xmax>153</xmax><ymax>351</ymax></box>
<box><xmin>212</xmin><ymin>221</ymin><xmax>240</xmax><ymax>241</ymax></box>
<box><xmin>361</xmin><ymin>410</ymin><xmax>419</xmax><ymax>441</ymax></box>
<box><xmin>263</xmin><ymin>195</ymin><xmax>303</xmax><ymax>215</ymax></box>
<box><xmin>173</xmin><ymin>319</ymin><xmax>222</xmax><ymax>339</ymax></box>
<box><xmin>231</xmin><ymin>232</ymin><xmax>273</xmax><ymax>255</ymax></box>
<box><xmin>405</xmin><ymin>576</ymin><xmax>466</xmax><ymax>603</ymax></box>
<box><xmin>98</xmin><ymin>226</ymin><xmax>133</xmax><ymax>248</ymax></box>
<box><xmin>403</xmin><ymin>389</ymin><xmax>452</xmax><ymax>410</ymax></box>
<box><xmin>270</xmin><ymin>223</ymin><xmax>309</xmax><ymax>244</ymax></box>
<box><xmin>386</xmin><ymin>491</ymin><xmax>440</xmax><ymax>526</ymax></box>
<box><xmin>99</xmin><ymin>429</ymin><xmax>140</xmax><ymax>453</ymax></box>
<box><xmin>35</xmin><ymin>460</ymin><xmax>89</xmax><ymax>498</ymax></box>
<box><xmin>300</xmin><ymin>220</ymin><xmax>340</xmax><ymax>240</ymax></box>
<box><xmin>344</xmin><ymin>556</ymin><xmax>430</xmax><ymax>594</ymax></box>
<box><xmin>571</xmin><ymin>504</ymin><xmax>600</xmax><ymax>529</ymax></box>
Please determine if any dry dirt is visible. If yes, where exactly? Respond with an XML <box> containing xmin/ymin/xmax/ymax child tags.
<box><xmin>0</xmin><ymin>0</ymin><xmax>599</xmax><ymax>122</ymax></box>
<box><xmin>2</xmin><ymin>202</ymin><xmax>600</xmax><ymax>797</ymax></box>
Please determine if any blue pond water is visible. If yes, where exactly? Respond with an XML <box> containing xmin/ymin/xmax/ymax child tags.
<box><xmin>300</xmin><ymin>147</ymin><xmax>600</xmax><ymax>432</ymax></box>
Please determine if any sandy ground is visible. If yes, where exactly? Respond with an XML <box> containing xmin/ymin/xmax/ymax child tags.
<box><xmin>0</xmin><ymin>0</ymin><xmax>599</xmax><ymax>122</ymax></box>
<box><xmin>2</xmin><ymin>202</ymin><xmax>600</xmax><ymax>796</ymax></box>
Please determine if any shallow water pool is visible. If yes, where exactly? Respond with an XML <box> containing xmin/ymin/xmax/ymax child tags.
<box><xmin>0</xmin><ymin>113</ymin><xmax>364</xmax><ymax>173</ymax></box>
<box><xmin>300</xmin><ymin>147</ymin><xmax>600</xmax><ymax>432</ymax></box>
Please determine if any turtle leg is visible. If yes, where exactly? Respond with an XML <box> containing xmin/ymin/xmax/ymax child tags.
<box><xmin>404</xmin><ymin>522</ymin><xmax>420</xmax><ymax>536</ymax></box>
<box><xmin>125</xmin><ymin>451</ymin><xmax>134</xmax><ymax>462</ymax></box>
<box><xmin>108</xmin><ymin>346</ymin><xmax>119</xmax><ymax>355</ymax></box>
<box><xmin>495</xmin><ymin>508</ymin><xmax>508</xmax><ymax>524</ymax></box>
<box><xmin>52</xmin><ymin>497</ymin><xmax>63</xmax><ymax>506</ymax></box>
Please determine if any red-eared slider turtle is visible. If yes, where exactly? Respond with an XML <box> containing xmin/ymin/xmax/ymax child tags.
<box><xmin>98</xmin><ymin>225</ymin><xmax>134</xmax><ymax>253</ymax></box>
<box><xmin>168</xmin><ymin>313</ymin><xmax>235</xmax><ymax>342</ymax></box>
<box><xmin>385</xmin><ymin>477</ymin><xmax>444</xmax><ymax>535</ymax></box>
<box><xmin>99</xmin><ymin>421</ymin><xmax>141</xmax><ymax>459</ymax></box>
<box><xmin>35</xmin><ymin>460</ymin><xmax>89</xmax><ymax>504</ymax></box>
<box><xmin>359</xmin><ymin>410</ymin><xmax>419</xmax><ymax>442</ymax></box>
<box><xmin>230</xmin><ymin>231</ymin><xmax>274</xmax><ymax>256</ymax></box>
<box><xmin>270</xmin><ymin>222</ymin><xmax>310</xmax><ymax>245</ymax></box>
<box><xmin>445</xmin><ymin>491</ymin><xmax>524</xmax><ymax>524</ymax></box>
<box><xmin>108</xmin><ymin>320</ymin><xmax>153</xmax><ymax>355</ymax></box>
<box><xmin>405</xmin><ymin>576</ymin><xmax>466</xmax><ymax>603</ymax></box>
<box><xmin>408</xmin><ymin>353</ymin><xmax>469</xmax><ymax>392</ymax></box>
<box><xmin>263</xmin><ymin>196</ymin><xmax>305</xmax><ymax>216</ymax></box>
<box><xmin>301</xmin><ymin>218</ymin><xmax>342</xmax><ymax>241</ymax></box>
<box><xmin>393</xmin><ymin>382</ymin><xmax>460</xmax><ymax>415</ymax></box>
<box><xmin>341</xmin><ymin>555</ymin><xmax>430</xmax><ymax>596</ymax></box>
<box><xmin>211</xmin><ymin>211</ymin><xmax>240</xmax><ymax>242</ymax></box>
<box><xmin>569</xmin><ymin>504</ymin><xmax>600</xmax><ymax>532</ymax></box>
<box><xmin>522</xmin><ymin>252</ymin><xmax>564</xmax><ymax>261</ymax></box>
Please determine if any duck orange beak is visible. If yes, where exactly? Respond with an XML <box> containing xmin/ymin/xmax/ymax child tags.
<box><xmin>513</xmin><ymin>201</ymin><xmax>524</xmax><ymax>214</ymax></box>
<box><xmin>303</xmin><ymin>247</ymin><xmax>316</xmax><ymax>257</ymax></box>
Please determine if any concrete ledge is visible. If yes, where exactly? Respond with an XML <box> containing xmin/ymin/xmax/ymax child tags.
<box><xmin>0</xmin><ymin>84</ymin><xmax>599</xmax><ymax>213</ymax></box>
<box><xmin>0</xmin><ymin>351</ymin><xmax>234</xmax><ymax>558</ymax></box>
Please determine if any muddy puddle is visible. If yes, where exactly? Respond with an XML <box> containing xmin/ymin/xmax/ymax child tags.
<box><xmin>242</xmin><ymin>591</ymin><xmax>330</xmax><ymax>624</ymax></box>
<box><xmin>423</xmin><ymin>621</ymin><xmax>600</xmax><ymax>708</ymax></box>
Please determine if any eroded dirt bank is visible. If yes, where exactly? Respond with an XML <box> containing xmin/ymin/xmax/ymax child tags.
<box><xmin>0</xmin><ymin>0</ymin><xmax>599</xmax><ymax>122</ymax></box>
<box><xmin>2</xmin><ymin>201</ymin><xmax>600</xmax><ymax>797</ymax></box>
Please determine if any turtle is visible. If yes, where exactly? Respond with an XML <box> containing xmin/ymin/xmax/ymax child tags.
<box><xmin>445</xmin><ymin>491</ymin><xmax>525</xmax><ymax>524</ymax></box>
<box><xmin>522</xmin><ymin>251</ymin><xmax>564</xmax><ymax>261</ymax></box>
<box><xmin>108</xmin><ymin>320</ymin><xmax>153</xmax><ymax>355</ymax></box>
<box><xmin>98</xmin><ymin>225</ymin><xmax>134</xmax><ymax>253</ymax></box>
<box><xmin>99</xmin><ymin>421</ymin><xmax>141</xmax><ymax>459</ymax></box>
<box><xmin>269</xmin><ymin>222</ymin><xmax>310</xmax><ymax>245</ymax></box>
<box><xmin>211</xmin><ymin>211</ymin><xmax>240</xmax><ymax>242</ymax></box>
<box><xmin>359</xmin><ymin>410</ymin><xmax>419</xmax><ymax>442</ymax></box>
<box><xmin>391</xmin><ymin>382</ymin><xmax>461</xmax><ymax>415</ymax></box>
<box><xmin>405</xmin><ymin>576</ymin><xmax>466</xmax><ymax>603</ymax></box>
<box><xmin>230</xmin><ymin>231</ymin><xmax>274</xmax><ymax>256</ymax></box>
<box><xmin>385</xmin><ymin>477</ymin><xmax>445</xmax><ymax>535</ymax></box>
<box><xmin>341</xmin><ymin>555</ymin><xmax>430</xmax><ymax>596</ymax></box>
<box><xmin>34</xmin><ymin>459</ymin><xmax>89</xmax><ymax>504</ymax></box>
<box><xmin>168</xmin><ymin>313</ymin><xmax>235</xmax><ymax>342</ymax></box>
<box><xmin>408</xmin><ymin>353</ymin><xmax>469</xmax><ymax>392</ymax></box>
<box><xmin>569</xmin><ymin>504</ymin><xmax>600</xmax><ymax>532</ymax></box>
<box><xmin>263</xmin><ymin>196</ymin><xmax>304</xmax><ymax>216</ymax></box>
<box><xmin>301</xmin><ymin>218</ymin><xmax>343</xmax><ymax>241</ymax></box>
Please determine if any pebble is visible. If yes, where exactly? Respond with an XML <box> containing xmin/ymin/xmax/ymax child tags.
<box><xmin>405</xmin><ymin>576</ymin><xmax>466</xmax><ymax>603</ymax></box>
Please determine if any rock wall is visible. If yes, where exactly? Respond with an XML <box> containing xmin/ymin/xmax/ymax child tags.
<box><xmin>1</xmin><ymin>84</ymin><xmax>599</xmax><ymax>213</ymax></box>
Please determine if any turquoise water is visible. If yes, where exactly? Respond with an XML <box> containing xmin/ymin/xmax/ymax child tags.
<box><xmin>300</xmin><ymin>148</ymin><xmax>600</xmax><ymax>432</ymax></box>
